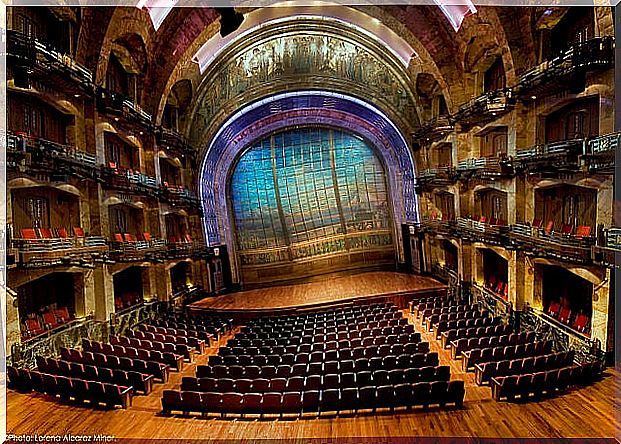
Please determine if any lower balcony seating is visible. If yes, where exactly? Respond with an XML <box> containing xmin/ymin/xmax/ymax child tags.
<box><xmin>21</xmin><ymin>306</ymin><xmax>74</xmax><ymax>339</ymax></box>
<box><xmin>474</xmin><ymin>350</ymin><xmax>575</xmax><ymax>385</ymax></box>
<box><xmin>162</xmin><ymin>380</ymin><xmax>465</xmax><ymax>418</ymax></box>
<box><xmin>7</xmin><ymin>366</ymin><xmax>133</xmax><ymax>409</ymax></box>
<box><xmin>60</xmin><ymin>346</ymin><xmax>169</xmax><ymax>383</ymax></box>
<box><xmin>35</xmin><ymin>355</ymin><xmax>153</xmax><ymax>395</ymax></box>
<box><xmin>490</xmin><ymin>360</ymin><xmax>604</xmax><ymax>402</ymax></box>
<box><xmin>450</xmin><ymin>332</ymin><xmax>536</xmax><ymax>360</ymax></box>
<box><xmin>440</xmin><ymin>324</ymin><xmax>513</xmax><ymax>349</ymax></box>
<box><xmin>83</xmin><ymin>338</ymin><xmax>185</xmax><ymax>371</ymax></box>
<box><xmin>462</xmin><ymin>340</ymin><xmax>553</xmax><ymax>371</ymax></box>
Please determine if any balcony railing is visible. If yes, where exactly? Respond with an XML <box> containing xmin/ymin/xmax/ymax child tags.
<box><xmin>11</xmin><ymin>235</ymin><xmax>108</xmax><ymax>268</ymax></box>
<box><xmin>110</xmin><ymin>300</ymin><xmax>165</xmax><ymax>337</ymax></box>
<box><xmin>8</xmin><ymin>132</ymin><xmax>98</xmax><ymax>179</ymax></box>
<box><xmin>96</xmin><ymin>88</ymin><xmax>153</xmax><ymax>129</ymax></box>
<box><xmin>454</xmin><ymin>89</ymin><xmax>515</xmax><ymax>127</ymax></box>
<box><xmin>161</xmin><ymin>185</ymin><xmax>201</xmax><ymax>209</ymax></box>
<box><xmin>592</xmin><ymin>227</ymin><xmax>621</xmax><ymax>268</ymax></box>
<box><xmin>515</xmin><ymin>138</ymin><xmax>584</xmax><ymax>174</ymax></box>
<box><xmin>515</xmin><ymin>37</ymin><xmax>614</xmax><ymax>97</ymax></box>
<box><xmin>416</xmin><ymin>166</ymin><xmax>456</xmax><ymax>189</ymax></box>
<box><xmin>109</xmin><ymin>237</ymin><xmax>167</xmax><ymax>262</ymax></box>
<box><xmin>509</xmin><ymin>223</ymin><xmax>593</xmax><ymax>264</ymax></box>
<box><xmin>413</xmin><ymin>115</ymin><xmax>454</xmax><ymax>142</ymax></box>
<box><xmin>166</xmin><ymin>240</ymin><xmax>208</xmax><ymax>259</ymax></box>
<box><xmin>101</xmin><ymin>166</ymin><xmax>160</xmax><ymax>195</ymax></box>
<box><xmin>158</xmin><ymin>127</ymin><xmax>196</xmax><ymax>156</ymax></box>
<box><xmin>456</xmin><ymin>156</ymin><xmax>514</xmax><ymax>179</ymax></box>
<box><xmin>470</xmin><ymin>281</ymin><xmax>511</xmax><ymax>321</ymax></box>
<box><xmin>456</xmin><ymin>217</ymin><xmax>510</xmax><ymax>246</ymax></box>
<box><xmin>7</xmin><ymin>30</ymin><xmax>93</xmax><ymax>90</ymax></box>
<box><xmin>582</xmin><ymin>132</ymin><xmax>619</xmax><ymax>173</ymax></box>
<box><xmin>519</xmin><ymin>306</ymin><xmax>603</xmax><ymax>364</ymax></box>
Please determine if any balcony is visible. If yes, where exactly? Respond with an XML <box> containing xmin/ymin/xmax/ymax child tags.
<box><xmin>416</xmin><ymin>166</ymin><xmax>456</xmax><ymax>190</ymax></box>
<box><xmin>11</xmin><ymin>230</ymin><xmax>108</xmax><ymax>269</ymax></box>
<box><xmin>515</xmin><ymin>139</ymin><xmax>584</xmax><ymax>175</ymax></box>
<box><xmin>166</xmin><ymin>240</ymin><xmax>209</xmax><ymax>259</ymax></box>
<box><xmin>582</xmin><ymin>132</ymin><xmax>619</xmax><ymax>174</ymax></box>
<box><xmin>7</xmin><ymin>30</ymin><xmax>93</xmax><ymax>94</ymax></box>
<box><xmin>7</xmin><ymin>132</ymin><xmax>98</xmax><ymax>180</ymax></box>
<box><xmin>161</xmin><ymin>185</ymin><xmax>201</xmax><ymax>210</ymax></box>
<box><xmin>417</xmin><ymin>218</ymin><xmax>457</xmax><ymax>238</ymax></box>
<box><xmin>592</xmin><ymin>227</ymin><xmax>621</xmax><ymax>268</ymax></box>
<box><xmin>100</xmin><ymin>166</ymin><xmax>160</xmax><ymax>196</ymax></box>
<box><xmin>453</xmin><ymin>89</ymin><xmax>515</xmax><ymax>128</ymax></box>
<box><xmin>109</xmin><ymin>235</ymin><xmax>167</xmax><ymax>262</ymax></box>
<box><xmin>456</xmin><ymin>217</ymin><xmax>510</xmax><ymax>246</ymax></box>
<box><xmin>455</xmin><ymin>156</ymin><xmax>514</xmax><ymax>180</ymax></box>
<box><xmin>96</xmin><ymin>88</ymin><xmax>153</xmax><ymax>129</ymax></box>
<box><xmin>158</xmin><ymin>127</ymin><xmax>196</xmax><ymax>157</ymax></box>
<box><xmin>509</xmin><ymin>223</ymin><xmax>593</xmax><ymax>264</ymax></box>
<box><xmin>413</xmin><ymin>115</ymin><xmax>454</xmax><ymax>143</ymax></box>
<box><xmin>515</xmin><ymin>37</ymin><xmax>614</xmax><ymax>98</ymax></box>
<box><xmin>470</xmin><ymin>281</ymin><xmax>511</xmax><ymax>319</ymax></box>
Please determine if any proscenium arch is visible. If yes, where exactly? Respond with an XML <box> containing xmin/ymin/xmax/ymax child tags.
<box><xmin>198</xmin><ymin>90</ymin><xmax>420</xmax><ymax>283</ymax></box>
<box><xmin>187</xmin><ymin>17</ymin><xmax>422</xmax><ymax>150</ymax></box>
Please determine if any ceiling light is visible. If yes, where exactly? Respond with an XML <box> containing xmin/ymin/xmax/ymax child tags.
<box><xmin>114</xmin><ymin>117</ymin><xmax>120</xmax><ymax>121</ymax></box>
<box><xmin>531</xmin><ymin>95</ymin><xmax>537</xmax><ymax>100</ymax></box>
<box><xmin>74</xmin><ymin>94</ymin><xmax>80</xmax><ymax>98</ymax></box>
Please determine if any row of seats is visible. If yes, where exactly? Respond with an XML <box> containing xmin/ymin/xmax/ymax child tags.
<box><xmin>228</xmin><ymin>327</ymin><xmax>416</xmax><ymax>349</ymax></box>
<box><xmin>475</xmin><ymin>351</ymin><xmax>575</xmax><ymax>385</ymax></box>
<box><xmin>109</xmin><ymin>335</ymin><xmax>192</xmax><ymax>361</ymax></box>
<box><xmin>60</xmin><ymin>347</ymin><xmax>169</xmax><ymax>382</ymax></box>
<box><xmin>125</xmin><ymin>329</ymin><xmax>205</xmax><ymax>353</ymax></box>
<box><xmin>82</xmin><ymin>339</ymin><xmax>184</xmax><ymax>371</ymax></box>
<box><xmin>462</xmin><ymin>340</ymin><xmax>554</xmax><ymax>370</ymax></box>
<box><xmin>419</xmin><ymin>303</ymin><xmax>480</xmax><ymax>320</ymax></box>
<box><xmin>246</xmin><ymin>303</ymin><xmax>397</xmax><ymax>326</ymax></box>
<box><xmin>425</xmin><ymin>309</ymin><xmax>491</xmax><ymax>331</ymax></box>
<box><xmin>8</xmin><ymin>367</ymin><xmax>133</xmax><ymax>409</ymax></box>
<box><xmin>410</xmin><ymin>297</ymin><xmax>456</xmax><ymax>318</ymax></box>
<box><xmin>152</xmin><ymin>314</ymin><xmax>234</xmax><ymax>340</ymax></box>
<box><xmin>491</xmin><ymin>362</ymin><xmax>603</xmax><ymax>401</ymax></box>
<box><xmin>162</xmin><ymin>380</ymin><xmax>465</xmax><ymax>418</ymax></box>
<box><xmin>239</xmin><ymin>318</ymin><xmax>409</xmax><ymax>339</ymax></box>
<box><xmin>215</xmin><ymin>341</ymin><xmax>427</xmax><ymax>364</ymax></box>
<box><xmin>220</xmin><ymin>334</ymin><xmax>424</xmax><ymax>358</ymax></box>
<box><xmin>198</xmin><ymin>353</ymin><xmax>440</xmax><ymax>379</ymax></box>
<box><xmin>36</xmin><ymin>356</ymin><xmax>154</xmax><ymax>394</ymax></box>
<box><xmin>243</xmin><ymin>312</ymin><xmax>404</xmax><ymax>333</ymax></box>
<box><xmin>138</xmin><ymin>323</ymin><xmax>215</xmax><ymax>344</ymax></box>
<box><xmin>450</xmin><ymin>332</ymin><xmax>536</xmax><ymax>359</ymax></box>
<box><xmin>434</xmin><ymin>316</ymin><xmax>500</xmax><ymax>338</ymax></box>
<box><xmin>440</xmin><ymin>324</ymin><xmax>513</xmax><ymax>349</ymax></box>
<box><xmin>183</xmin><ymin>366</ymin><xmax>451</xmax><ymax>393</ymax></box>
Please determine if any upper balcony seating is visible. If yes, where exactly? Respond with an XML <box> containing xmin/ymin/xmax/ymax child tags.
<box><xmin>490</xmin><ymin>360</ymin><xmax>604</xmax><ymax>402</ymax></box>
<box><xmin>59</xmin><ymin>346</ymin><xmax>169</xmax><ymax>383</ymax></box>
<box><xmin>474</xmin><ymin>350</ymin><xmax>574</xmax><ymax>385</ymax></box>
<box><xmin>7</xmin><ymin>365</ymin><xmax>133</xmax><ymax>409</ymax></box>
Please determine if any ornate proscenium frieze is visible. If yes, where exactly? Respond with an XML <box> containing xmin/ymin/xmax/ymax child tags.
<box><xmin>189</xmin><ymin>20</ymin><xmax>420</xmax><ymax>148</ymax></box>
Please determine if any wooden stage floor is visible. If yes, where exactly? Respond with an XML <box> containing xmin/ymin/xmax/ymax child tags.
<box><xmin>6</xmin><ymin>307</ymin><xmax>616</xmax><ymax>441</ymax></box>
<box><xmin>190</xmin><ymin>271</ymin><xmax>447</xmax><ymax>314</ymax></box>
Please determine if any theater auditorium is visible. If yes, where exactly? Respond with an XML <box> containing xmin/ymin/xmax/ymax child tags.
<box><xmin>4</xmin><ymin>3</ymin><xmax>616</xmax><ymax>442</ymax></box>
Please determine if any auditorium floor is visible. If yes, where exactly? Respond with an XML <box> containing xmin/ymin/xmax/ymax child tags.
<box><xmin>6</xmin><ymin>310</ymin><xmax>616</xmax><ymax>441</ymax></box>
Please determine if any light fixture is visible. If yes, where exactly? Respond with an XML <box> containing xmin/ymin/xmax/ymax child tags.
<box><xmin>139</xmin><ymin>131</ymin><xmax>144</xmax><ymax>135</ymax></box>
<box><xmin>74</xmin><ymin>94</ymin><xmax>80</xmax><ymax>98</ymax></box>
<box><xmin>531</xmin><ymin>95</ymin><xmax>537</xmax><ymax>100</ymax></box>
<box><xmin>114</xmin><ymin>117</ymin><xmax>120</xmax><ymax>121</ymax></box>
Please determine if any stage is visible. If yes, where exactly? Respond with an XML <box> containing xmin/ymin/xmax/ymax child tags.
<box><xmin>189</xmin><ymin>271</ymin><xmax>447</xmax><ymax>319</ymax></box>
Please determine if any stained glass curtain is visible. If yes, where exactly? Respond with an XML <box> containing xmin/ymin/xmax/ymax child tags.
<box><xmin>230</xmin><ymin>127</ymin><xmax>394</xmax><ymax>279</ymax></box>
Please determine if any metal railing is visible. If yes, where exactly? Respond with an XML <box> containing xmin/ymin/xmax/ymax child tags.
<box><xmin>518</xmin><ymin>306</ymin><xmax>604</xmax><ymax>364</ymax></box>
<box><xmin>9</xmin><ymin>316</ymin><xmax>109</xmax><ymax>368</ymax></box>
